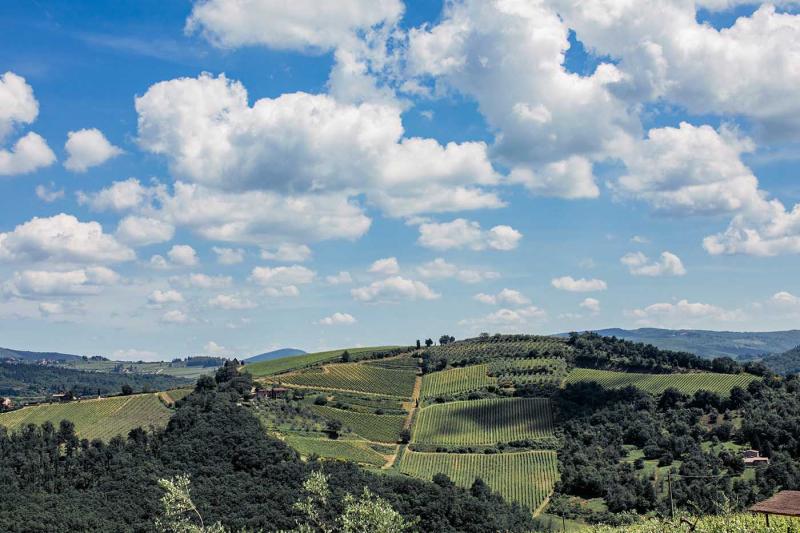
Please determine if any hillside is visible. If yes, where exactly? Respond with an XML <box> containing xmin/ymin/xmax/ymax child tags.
<box><xmin>246</xmin><ymin>332</ymin><xmax>779</xmax><ymax>527</ymax></box>
<box><xmin>0</xmin><ymin>346</ymin><xmax>84</xmax><ymax>363</ymax></box>
<box><xmin>569</xmin><ymin>328</ymin><xmax>800</xmax><ymax>359</ymax></box>
<box><xmin>0</xmin><ymin>361</ymin><xmax>192</xmax><ymax>401</ymax></box>
<box><xmin>244</xmin><ymin>348</ymin><xmax>306</xmax><ymax>363</ymax></box>
<box><xmin>0</xmin><ymin>390</ymin><xmax>191</xmax><ymax>440</ymax></box>
<box><xmin>761</xmin><ymin>345</ymin><xmax>800</xmax><ymax>375</ymax></box>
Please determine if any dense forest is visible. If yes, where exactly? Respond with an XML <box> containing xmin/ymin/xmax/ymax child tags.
<box><xmin>0</xmin><ymin>361</ymin><xmax>191</xmax><ymax>400</ymax></box>
<box><xmin>550</xmin><ymin>376</ymin><xmax>800</xmax><ymax>525</ymax></box>
<box><xmin>0</xmin><ymin>365</ymin><xmax>535</xmax><ymax>532</ymax></box>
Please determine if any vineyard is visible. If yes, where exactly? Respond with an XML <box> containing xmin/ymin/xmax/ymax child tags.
<box><xmin>309</xmin><ymin>405</ymin><xmax>406</xmax><ymax>443</ymax></box>
<box><xmin>420</xmin><ymin>364</ymin><xmax>495</xmax><ymax>398</ymax></box>
<box><xmin>399</xmin><ymin>450</ymin><xmax>559</xmax><ymax>513</ymax></box>
<box><xmin>411</xmin><ymin>397</ymin><xmax>554</xmax><ymax>446</ymax></box>
<box><xmin>246</xmin><ymin>346</ymin><xmax>400</xmax><ymax>377</ymax></box>
<box><xmin>0</xmin><ymin>393</ymin><xmax>173</xmax><ymax>441</ymax></box>
<box><xmin>284</xmin><ymin>435</ymin><xmax>388</xmax><ymax>466</ymax></box>
<box><xmin>280</xmin><ymin>363</ymin><xmax>417</xmax><ymax>398</ymax></box>
<box><xmin>564</xmin><ymin>368</ymin><xmax>761</xmax><ymax>395</ymax></box>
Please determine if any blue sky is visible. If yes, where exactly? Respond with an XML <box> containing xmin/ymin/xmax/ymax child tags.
<box><xmin>1</xmin><ymin>0</ymin><xmax>799</xmax><ymax>360</ymax></box>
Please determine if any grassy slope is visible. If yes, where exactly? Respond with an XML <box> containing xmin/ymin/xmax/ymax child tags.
<box><xmin>564</xmin><ymin>368</ymin><xmax>760</xmax><ymax>395</ymax></box>
<box><xmin>246</xmin><ymin>346</ymin><xmax>400</xmax><ymax>377</ymax></box>
<box><xmin>309</xmin><ymin>405</ymin><xmax>405</xmax><ymax>443</ymax></box>
<box><xmin>284</xmin><ymin>435</ymin><xmax>387</xmax><ymax>466</ymax></box>
<box><xmin>0</xmin><ymin>393</ymin><xmax>174</xmax><ymax>440</ymax></box>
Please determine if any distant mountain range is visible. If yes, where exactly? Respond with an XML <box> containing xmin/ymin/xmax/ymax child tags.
<box><xmin>557</xmin><ymin>328</ymin><xmax>800</xmax><ymax>359</ymax></box>
<box><xmin>0</xmin><ymin>347</ymin><xmax>83</xmax><ymax>363</ymax></box>
<box><xmin>243</xmin><ymin>348</ymin><xmax>306</xmax><ymax>363</ymax></box>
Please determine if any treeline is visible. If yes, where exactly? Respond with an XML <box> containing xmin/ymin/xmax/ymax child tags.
<box><xmin>567</xmin><ymin>332</ymin><xmax>769</xmax><ymax>375</ymax></box>
<box><xmin>0</xmin><ymin>361</ymin><xmax>191</xmax><ymax>401</ymax></box>
<box><xmin>551</xmin><ymin>376</ymin><xmax>800</xmax><ymax>524</ymax></box>
<box><xmin>0</xmin><ymin>364</ymin><xmax>535</xmax><ymax>532</ymax></box>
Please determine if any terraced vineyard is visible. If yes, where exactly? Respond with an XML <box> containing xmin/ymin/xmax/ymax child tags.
<box><xmin>281</xmin><ymin>364</ymin><xmax>416</xmax><ymax>397</ymax></box>
<box><xmin>421</xmin><ymin>365</ymin><xmax>495</xmax><ymax>398</ymax></box>
<box><xmin>309</xmin><ymin>405</ymin><xmax>405</xmax><ymax>443</ymax></box>
<box><xmin>399</xmin><ymin>450</ymin><xmax>559</xmax><ymax>513</ymax></box>
<box><xmin>246</xmin><ymin>346</ymin><xmax>401</xmax><ymax>377</ymax></box>
<box><xmin>0</xmin><ymin>393</ymin><xmax>173</xmax><ymax>441</ymax></box>
<box><xmin>412</xmin><ymin>397</ymin><xmax>554</xmax><ymax>446</ymax></box>
<box><xmin>284</xmin><ymin>435</ymin><xmax>388</xmax><ymax>466</ymax></box>
<box><xmin>564</xmin><ymin>368</ymin><xmax>761</xmax><ymax>395</ymax></box>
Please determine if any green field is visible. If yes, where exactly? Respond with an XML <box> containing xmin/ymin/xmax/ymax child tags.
<box><xmin>282</xmin><ymin>364</ymin><xmax>416</xmax><ymax>398</ymax></box>
<box><xmin>284</xmin><ymin>435</ymin><xmax>388</xmax><ymax>466</ymax></box>
<box><xmin>0</xmin><ymin>393</ymin><xmax>173</xmax><ymax>441</ymax></box>
<box><xmin>399</xmin><ymin>450</ymin><xmax>559</xmax><ymax>513</ymax></box>
<box><xmin>309</xmin><ymin>405</ymin><xmax>406</xmax><ymax>443</ymax></box>
<box><xmin>411</xmin><ymin>397</ymin><xmax>554</xmax><ymax>446</ymax></box>
<box><xmin>564</xmin><ymin>368</ymin><xmax>760</xmax><ymax>395</ymax></box>
<box><xmin>421</xmin><ymin>365</ymin><xmax>495</xmax><ymax>398</ymax></box>
<box><xmin>246</xmin><ymin>346</ymin><xmax>400</xmax><ymax>377</ymax></box>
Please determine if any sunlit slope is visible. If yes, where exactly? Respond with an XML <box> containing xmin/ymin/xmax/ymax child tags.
<box><xmin>0</xmin><ymin>393</ymin><xmax>175</xmax><ymax>441</ymax></box>
<box><xmin>246</xmin><ymin>346</ymin><xmax>402</xmax><ymax>377</ymax></box>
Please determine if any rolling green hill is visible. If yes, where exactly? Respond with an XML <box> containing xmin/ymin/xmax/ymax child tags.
<box><xmin>244</xmin><ymin>348</ymin><xmax>306</xmax><ymax>363</ymax></box>
<box><xmin>246</xmin><ymin>346</ymin><xmax>403</xmax><ymax>377</ymax></box>
<box><xmin>0</xmin><ymin>346</ymin><xmax>83</xmax><ymax>363</ymax></box>
<box><xmin>761</xmin><ymin>344</ymin><xmax>800</xmax><ymax>375</ymax></box>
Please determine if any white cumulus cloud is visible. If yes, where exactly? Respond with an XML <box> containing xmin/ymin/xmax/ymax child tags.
<box><xmin>551</xmin><ymin>276</ymin><xmax>607</xmax><ymax>292</ymax></box>
<box><xmin>64</xmin><ymin>128</ymin><xmax>122</xmax><ymax>172</ymax></box>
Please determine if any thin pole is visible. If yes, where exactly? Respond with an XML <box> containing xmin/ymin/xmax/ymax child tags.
<box><xmin>668</xmin><ymin>471</ymin><xmax>675</xmax><ymax>520</ymax></box>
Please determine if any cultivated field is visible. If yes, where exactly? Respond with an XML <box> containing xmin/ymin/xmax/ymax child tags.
<box><xmin>281</xmin><ymin>364</ymin><xmax>416</xmax><ymax>397</ymax></box>
<box><xmin>399</xmin><ymin>450</ymin><xmax>559</xmax><ymax>513</ymax></box>
<box><xmin>246</xmin><ymin>346</ymin><xmax>400</xmax><ymax>377</ymax></box>
<box><xmin>411</xmin><ymin>397</ymin><xmax>554</xmax><ymax>446</ymax></box>
<box><xmin>0</xmin><ymin>393</ymin><xmax>173</xmax><ymax>440</ymax></box>
<box><xmin>309</xmin><ymin>405</ymin><xmax>405</xmax><ymax>443</ymax></box>
<box><xmin>420</xmin><ymin>365</ymin><xmax>495</xmax><ymax>398</ymax></box>
<box><xmin>284</xmin><ymin>435</ymin><xmax>387</xmax><ymax>466</ymax></box>
<box><xmin>564</xmin><ymin>368</ymin><xmax>760</xmax><ymax>395</ymax></box>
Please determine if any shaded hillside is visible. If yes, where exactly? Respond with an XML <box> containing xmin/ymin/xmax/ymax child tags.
<box><xmin>559</xmin><ymin>328</ymin><xmax>800</xmax><ymax>359</ymax></box>
<box><xmin>762</xmin><ymin>345</ymin><xmax>800</xmax><ymax>375</ymax></box>
<box><xmin>0</xmin><ymin>361</ymin><xmax>191</xmax><ymax>400</ymax></box>
<box><xmin>0</xmin><ymin>346</ymin><xmax>84</xmax><ymax>363</ymax></box>
<box><xmin>243</xmin><ymin>348</ymin><xmax>306</xmax><ymax>363</ymax></box>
